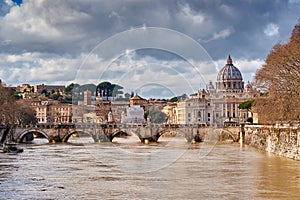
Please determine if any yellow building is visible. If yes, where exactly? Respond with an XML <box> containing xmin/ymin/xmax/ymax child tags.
<box><xmin>129</xmin><ymin>95</ymin><xmax>146</xmax><ymax>108</ymax></box>
<box><xmin>30</xmin><ymin>100</ymin><xmax>72</xmax><ymax>124</ymax></box>
<box><xmin>162</xmin><ymin>102</ymin><xmax>177</xmax><ymax>124</ymax></box>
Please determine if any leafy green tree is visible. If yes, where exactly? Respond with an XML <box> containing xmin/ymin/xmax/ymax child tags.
<box><xmin>124</xmin><ymin>93</ymin><xmax>131</xmax><ymax>100</ymax></box>
<box><xmin>169</xmin><ymin>94</ymin><xmax>188</xmax><ymax>102</ymax></box>
<box><xmin>169</xmin><ymin>96</ymin><xmax>178</xmax><ymax>102</ymax></box>
<box><xmin>238</xmin><ymin>100</ymin><xmax>254</xmax><ymax>110</ymax></box>
<box><xmin>51</xmin><ymin>93</ymin><xmax>61</xmax><ymax>100</ymax></box>
<box><xmin>13</xmin><ymin>91</ymin><xmax>22</xmax><ymax>100</ymax></box>
<box><xmin>65</xmin><ymin>83</ymin><xmax>80</xmax><ymax>94</ymax></box>
<box><xmin>96</xmin><ymin>82</ymin><xmax>123</xmax><ymax>98</ymax></box>
<box><xmin>79</xmin><ymin>84</ymin><xmax>96</xmax><ymax>92</ymax></box>
<box><xmin>41</xmin><ymin>89</ymin><xmax>49</xmax><ymax>97</ymax></box>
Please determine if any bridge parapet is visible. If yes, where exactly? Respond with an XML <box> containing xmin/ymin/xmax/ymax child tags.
<box><xmin>11</xmin><ymin>123</ymin><xmax>242</xmax><ymax>144</ymax></box>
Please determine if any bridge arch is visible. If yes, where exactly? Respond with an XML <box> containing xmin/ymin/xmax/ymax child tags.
<box><xmin>112</xmin><ymin>131</ymin><xmax>130</xmax><ymax>140</ymax></box>
<box><xmin>219</xmin><ymin>129</ymin><xmax>238</xmax><ymax>142</ymax></box>
<box><xmin>18</xmin><ymin>129</ymin><xmax>50</xmax><ymax>143</ymax></box>
<box><xmin>156</xmin><ymin>128</ymin><xmax>178</xmax><ymax>138</ymax></box>
<box><xmin>62</xmin><ymin>130</ymin><xmax>95</xmax><ymax>143</ymax></box>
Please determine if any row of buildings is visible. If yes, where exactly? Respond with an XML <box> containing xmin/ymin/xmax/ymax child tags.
<box><xmin>29</xmin><ymin>92</ymin><xmax>166</xmax><ymax>125</ymax></box>
<box><xmin>9</xmin><ymin>55</ymin><xmax>256</xmax><ymax>126</ymax></box>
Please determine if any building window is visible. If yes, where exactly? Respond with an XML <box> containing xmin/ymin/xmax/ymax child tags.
<box><xmin>227</xmin><ymin>103</ymin><xmax>231</xmax><ymax>110</ymax></box>
<box><xmin>188</xmin><ymin>113</ymin><xmax>191</xmax><ymax>117</ymax></box>
<box><xmin>208</xmin><ymin>113</ymin><xmax>210</xmax><ymax>117</ymax></box>
<box><xmin>198</xmin><ymin>111</ymin><xmax>201</xmax><ymax>118</ymax></box>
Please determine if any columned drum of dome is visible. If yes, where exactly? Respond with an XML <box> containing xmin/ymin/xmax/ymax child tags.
<box><xmin>216</xmin><ymin>55</ymin><xmax>244</xmax><ymax>93</ymax></box>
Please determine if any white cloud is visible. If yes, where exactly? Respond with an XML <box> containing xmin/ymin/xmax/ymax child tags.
<box><xmin>289</xmin><ymin>0</ymin><xmax>300</xmax><ymax>4</ymax></box>
<box><xmin>212</xmin><ymin>28</ymin><xmax>233</xmax><ymax>40</ymax></box>
<box><xmin>0</xmin><ymin>0</ymin><xmax>92</xmax><ymax>47</ymax></box>
<box><xmin>179</xmin><ymin>4</ymin><xmax>205</xmax><ymax>25</ymax></box>
<box><xmin>0</xmin><ymin>52</ymin><xmax>81</xmax><ymax>85</ymax></box>
<box><xmin>109</xmin><ymin>11</ymin><xmax>121</xmax><ymax>19</ymax></box>
<box><xmin>264</xmin><ymin>23</ymin><xmax>279</xmax><ymax>37</ymax></box>
<box><xmin>219</xmin><ymin>4</ymin><xmax>234</xmax><ymax>17</ymax></box>
<box><xmin>82</xmin><ymin>55</ymin><xmax>201</xmax><ymax>96</ymax></box>
<box><xmin>0</xmin><ymin>50</ymin><xmax>265</xmax><ymax>98</ymax></box>
<box><xmin>202</xmin><ymin>28</ymin><xmax>234</xmax><ymax>42</ymax></box>
<box><xmin>5</xmin><ymin>0</ymin><xmax>14</xmax><ymax>7</ymax></box>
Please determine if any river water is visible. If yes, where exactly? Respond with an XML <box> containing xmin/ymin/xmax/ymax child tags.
<box><xmin>1</xmin><ymin>136</ymin><xmax>300</xmax><ymax>200</ymax></box>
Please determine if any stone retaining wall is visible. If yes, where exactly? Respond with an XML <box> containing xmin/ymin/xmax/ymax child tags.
<box><xmin>244</xmin><ymin>125</ymin><xmax>300</xmax><ymax>160</ymax></box>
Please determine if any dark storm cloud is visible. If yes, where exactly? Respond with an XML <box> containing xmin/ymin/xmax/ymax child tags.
<box><xmin>0</xmin><ymin>0</ymin><xmax>299</xmax><ymax>58</ymax></box>
<box><xmin>184</xmin><ymin>0</ymin><xmax>299</xmax><ymax>59</ymax></box>
<box><xmin>0</xmin><ymin>0</ymin><xmax>299</xmax><ymax>88</ymax></box>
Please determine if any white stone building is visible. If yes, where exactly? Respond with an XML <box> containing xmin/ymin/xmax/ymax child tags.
<box><xmin>167</xmin><ymin>55</ymin><xmax>257</xmax><ymax>126</ymax></box>
<box><xmin>121</xmin><ymin>105</ymin><xmax>145</xmax><ymax>124</ymax></box>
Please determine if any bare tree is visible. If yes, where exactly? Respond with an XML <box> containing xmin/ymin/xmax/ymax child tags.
<box><xmin>0</xmin><ymin>85</ymin><xmax>37</xmax><ymax>143</ymax></box>
<box><xmin>254</xmin><ymin>21</ymin><xmax>300</xmax><ymax>124</ymax></box>
<box><xmin>0</xmin><ymin>86</ymin><xmax>16</xmax><ymax>126</ymax></box>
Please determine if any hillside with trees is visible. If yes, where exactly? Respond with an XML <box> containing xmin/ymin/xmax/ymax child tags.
<box><xmin>65</xmin><ymin>81</ymin><xmax>124</xmax><ymax>104</ymax></box>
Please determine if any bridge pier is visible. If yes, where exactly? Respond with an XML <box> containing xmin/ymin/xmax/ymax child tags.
<box><xmin>239</xmin><ymin>124</ymin><xmax>245</xmax><ymax>143</ymax></box>
<box><xmin>133</xmin><ymin>125</ymin><xmax>161</xmax><ymax>143</ymax></box>
<box><xmin>49</xmin><ymin>135</ymin><xmax>63</xmax><ymax>143</ymax></box>
<box><xmin>0</xmin><ymin>127</ymin><xmax>10</xmax><ymax>144</ymax></box>
<box><xmin>139</xmin><ymin>136</ymin><xmax>159</xmax><ymax>143</ymax></box>
<box><xmin>193</xmin><ymin>133</ymin><xmax>202</xmax><ymax>143</ymax></box>
<box><xmin>185</xmin><ymin>133</ymin><xmax>194</xmax><ymax>143</ymax></box>
<box><xmin>98</xmin><ymin>134</ymin><xmax>113</xmax><ymax>142</ymax></box>
<box><xmin>182</xmin><ymin>126</ymin><xmax>203</xmax><ymax>143</ymax></box>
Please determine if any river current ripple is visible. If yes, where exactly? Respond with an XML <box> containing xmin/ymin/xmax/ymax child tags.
<box><xmin>1</xmin><ymin>136</ymin><xmax>300</xmax><ymax>200</ymax></box>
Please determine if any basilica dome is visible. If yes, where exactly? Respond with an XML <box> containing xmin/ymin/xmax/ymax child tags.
<box><xmin>216</xmin><ymin>55</ymin><xmax>244</xmax><ymax>92</ymax></box>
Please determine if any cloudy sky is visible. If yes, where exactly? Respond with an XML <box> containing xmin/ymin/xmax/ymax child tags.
<box><xmin>0</xmin><ymin>0</ymin><xmax>299</xmax><ymax>98</ymax></box>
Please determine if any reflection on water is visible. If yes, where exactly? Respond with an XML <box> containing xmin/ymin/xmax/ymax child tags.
<box><xmin>1</xmin><ymin>137</ymin><xmax>300</xmax><ymax>199</ymax></box>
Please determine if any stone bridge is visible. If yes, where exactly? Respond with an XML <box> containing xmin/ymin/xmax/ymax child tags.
<box><xmin>5</xmin><ymin>123</ymin><xmax>241</xmax><ymax>144</ymax></box>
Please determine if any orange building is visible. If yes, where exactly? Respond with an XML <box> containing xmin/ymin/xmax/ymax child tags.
<box><xmin>129</xmin><ymin>95</ymin><xmax>146</xmax><ymax>109</ymax></box>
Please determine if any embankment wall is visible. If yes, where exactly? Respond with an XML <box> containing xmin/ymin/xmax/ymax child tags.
<box><xmin>244</xmin><ymin>125</ymin><xmax>300</xmax><ymax>160</ymax></box>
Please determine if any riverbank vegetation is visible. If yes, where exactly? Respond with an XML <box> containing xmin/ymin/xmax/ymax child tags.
<box><xmin>254</xmin><ymin>21</ymin><xmax>300</xmax><ymax>124</ymax></box>
<box><xmin>0</xmin><ymin>85</ymin><xmax>37</xmax><ymax>143</ymax></box>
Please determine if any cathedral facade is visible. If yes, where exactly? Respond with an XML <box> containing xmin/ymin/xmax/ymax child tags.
<box><xmin>164</xmin><ymin>55</ymin><xmax>256</xmax><ymax>126</ymax></box>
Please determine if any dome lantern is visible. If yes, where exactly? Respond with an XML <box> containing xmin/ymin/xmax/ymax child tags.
<box><xmin>227</xmin><ymin>54</ymin><xmax>232</xmax><ymax>65</ymax></box>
